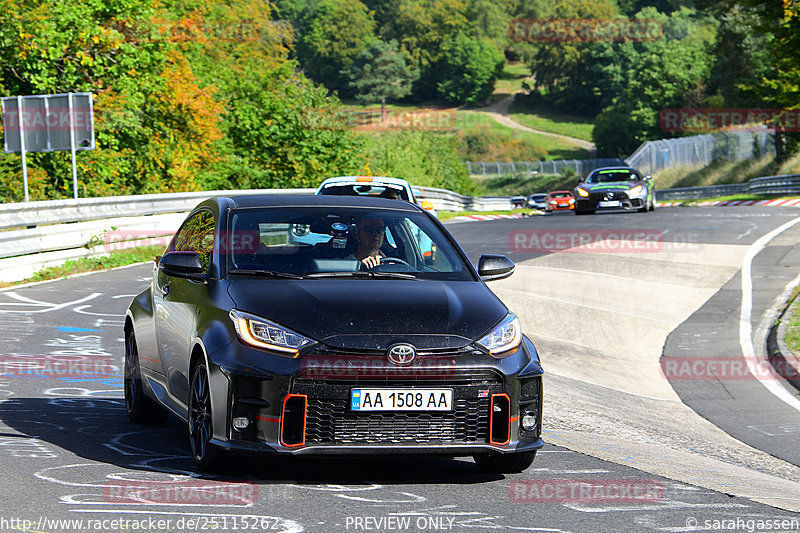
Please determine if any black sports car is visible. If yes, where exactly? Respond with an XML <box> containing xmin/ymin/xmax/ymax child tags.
<box><xmin>124</xmin><ymin>195</ymin><xmax>543</xmax><ymax>472</ymax></box>
<box><xmin>573</xmin><ymin>166</ymin><xmax>655</xmax><ymax>214</ymax></box>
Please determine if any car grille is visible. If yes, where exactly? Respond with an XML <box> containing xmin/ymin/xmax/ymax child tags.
<box><xmin>292</xmin><ymin>377</ymin><xmax>503</xmax><ymax>445</ymax></box>
<box><xmin>589</xmin><ymin>190</ymin><xmax>627</xmax><ymax>201</ymax></box>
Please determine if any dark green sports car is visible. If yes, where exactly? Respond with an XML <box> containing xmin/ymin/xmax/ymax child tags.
<box><xmin>573</xmin><ymin>167</ymin><xmax>655</xmax><ymax>214</ymax></box>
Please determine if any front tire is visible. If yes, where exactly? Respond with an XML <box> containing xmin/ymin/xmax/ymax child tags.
<box><xmin>188</xmin><ymin>362</ymin><xmax>224</xmax><ymax>471</ymax></box>
<box><xmin>124</xmin><ymin>330</ymin><xmax>169</xmax><ymax>425</ymax></box>
<box><xmin>474</xmin><ymin>451</ymin><xmax>536</xmax><ymax>474</ymax></box>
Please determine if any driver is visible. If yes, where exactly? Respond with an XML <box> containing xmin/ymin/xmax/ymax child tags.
<box><xmin>354</xmin><ymin>217</ymin><xmax>386</xmax><ymax>269</ymax></box>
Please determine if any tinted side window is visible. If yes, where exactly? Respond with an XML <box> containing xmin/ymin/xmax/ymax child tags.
<box><xmin>172</xmin><ymin>211</ymin><xmax>215</xmax><ymax>271</ymax></box>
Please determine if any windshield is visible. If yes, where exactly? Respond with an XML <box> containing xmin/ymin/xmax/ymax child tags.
<box><xmin>317</xmin><ymin>183</ymin><xmax>412</xmax><ymax>202</ymax></box>
<box><xmin>550</xmin><ymin>192</ymin><xmax>572</xmax><ymax>198</ymax></box>
<box><xmin>227</xmin><ymin>207</ymin><xmax>472</xmax><ymax>281</ymax></box>
<box><xmin>586</xmin><ymin>170</ymin><xmax>640</xmax><ymax>184</ymax></box>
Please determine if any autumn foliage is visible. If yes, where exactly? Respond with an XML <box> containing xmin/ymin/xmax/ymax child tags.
<box><xmin>0</xmin><ymin>0</ymin><xmax>364</xmax><ymax>201</ymax></box>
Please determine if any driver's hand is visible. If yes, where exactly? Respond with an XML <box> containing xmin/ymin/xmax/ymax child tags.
<box><xmin>361</xmin><ymin>255</ymin><xmax>381</xmax><ymax>269</ymax></box>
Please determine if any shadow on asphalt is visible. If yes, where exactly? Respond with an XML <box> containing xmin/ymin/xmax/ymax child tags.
<box><xmin>0</xmin><ymin>397</ymin><xmax>503</xmax><ymax>485</ymax></box>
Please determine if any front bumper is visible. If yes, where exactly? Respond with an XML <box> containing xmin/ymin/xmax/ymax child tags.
<box><xmin>208</xmin><ymin>339</ymin><xmax>544</xmax><ymax>456</ymax></box>
<box><xmin>576</xmin><ymin>191</ymin><xmax>645</xmax><ymax>211</ymax></box>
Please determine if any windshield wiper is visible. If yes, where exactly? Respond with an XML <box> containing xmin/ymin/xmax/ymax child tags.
<box><xmin>305</xmin><ymin>271</ymin><xmax>418</xmax><ymax>280</ymax></box>
<box><xmin>229</xmin><ymin>269</ymin><xmax>304</xmax><ymax>279</ymax></box>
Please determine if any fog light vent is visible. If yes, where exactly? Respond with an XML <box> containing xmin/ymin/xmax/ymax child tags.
<box><xmin>489</xmin><ymin>393</ymin><xmax>510</xmax><ymax>445</ymax></box>
<box><xmin>280</xmin><ymin>394</ymin><xmax>307</xmax><ymax>447</ymax></box>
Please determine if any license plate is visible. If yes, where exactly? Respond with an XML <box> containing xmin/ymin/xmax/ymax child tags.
<box><xmin>599</xmin><ymin>201</ymin><xmax>621</xmax><ymax>207</ymax></box>
<box><xmin>351</xmin><ymin>388</ymin><xmax>453</xmax><ymax>411</ymax></box>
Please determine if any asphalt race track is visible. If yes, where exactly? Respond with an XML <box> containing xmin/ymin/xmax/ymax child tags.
<box><xmin>0</xmin><ymin>206</ymin><xmax>799</xmax><ymax>532</ymax></box>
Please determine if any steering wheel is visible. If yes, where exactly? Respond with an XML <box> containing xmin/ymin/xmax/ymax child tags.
<box><xmin>379</xmin><ymin>257</ymin><xmax>412</xmax><ymax>267</ymax></box>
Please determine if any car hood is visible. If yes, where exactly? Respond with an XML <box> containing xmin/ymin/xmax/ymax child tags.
<box><xmin>580</xmin><ymin>181</ymin><xmax>640</xmax><ymax>191</ymax></box>
<box><xmin>226</xmin><ymin>279</ymin><xmax>508</xmax><ymax>350</ymax></box>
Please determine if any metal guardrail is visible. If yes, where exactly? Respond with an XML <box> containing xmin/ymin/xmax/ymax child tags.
<box><xmin>657</xmin><ymin>174</ymin><xmax>800</xmax><ymax>200</ymax></box>
<box><xmin>0</xmin><ymin>188</ymin><xmax>315</xmax><ymax>231</ymax></box>
<box><xmin>2</xmin><ymin>174</ymin><xmax>799</xmax><ymax>282</ymax></box>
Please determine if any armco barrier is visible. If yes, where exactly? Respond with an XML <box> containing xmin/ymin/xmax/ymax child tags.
<box><xmin>3</xmin><ymin>173</ymin><xmax>797</xmax><ymax>283</ymax></box>
<box><xmin>656</xmin><ymin>173</ymin><xmax>800</xmax><ymax>201</ymax></box>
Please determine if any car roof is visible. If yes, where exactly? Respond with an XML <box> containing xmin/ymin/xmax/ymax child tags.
<box><xmin>318</xmin><ymin>176</ymin><xmax>412</xmax><ymax>188</ymax></box>
<box><xmin>212</xmin><ymin>194</ymin><xmax>422</xmax><ymax>212</ymax></box>
<box><xmin>589</xmin><ymin>166</ymin><xmax>640</xmax><ymax>174</ymax></box>
<box><xmin>549</xmin><ymin>190</ymin><xmax>573</xmax><ymax>194</ymax></box>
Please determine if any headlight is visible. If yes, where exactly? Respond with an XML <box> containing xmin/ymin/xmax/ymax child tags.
<box><xmin>628</xmin><ymin>185</ymin><xmax>643</xmax><ymax>196</ymax></box>
<box><xmin>229</xmin><ymin>310</ymin><xmax>316</xmax><ymax>356</ymax></box>
<box><xmin>476</xmin><ymin>314</ymin><xmax>522</xmax><ymax>358</ymax></box>
<box><xmin>549</xmin><ymin>200</ymin><xmax>557</xmax><ymax>205</ymax></box>
<box><xmin>568</xmin><ymin>198</ymin><xmax>575</xmax><ymax>204</ymax></box>
<box><xmin>576</xmin><ymin>187</ymin><xmax>589</xmax><ymax>197</ymax></box>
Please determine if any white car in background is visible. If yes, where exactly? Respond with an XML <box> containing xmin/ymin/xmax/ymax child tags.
<box><xmin>314</xmin><ymin>176</ymin><xmax>438</xmax><ymax>261</ymax></box>
<box><xmin>315</xmin><ymin>176</ymin><xmax>438</xmax><ymax>217</ymax></box>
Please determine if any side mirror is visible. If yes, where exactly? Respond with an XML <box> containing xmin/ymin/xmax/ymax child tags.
<box><xmin>477</xmin><ymin>254</ymin><xmax>515</xmax><ymax>282</ymax></box>
<box><xmin>159</xmin><ymin>251</ymin><xmax>206</xmax><ymax>280</ymax></box>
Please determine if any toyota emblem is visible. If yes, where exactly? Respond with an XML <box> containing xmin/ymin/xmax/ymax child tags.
<box><xmin>387</xmin><ymin>343</ymin><xmax>416</xmax><ymax>365</ymax></box>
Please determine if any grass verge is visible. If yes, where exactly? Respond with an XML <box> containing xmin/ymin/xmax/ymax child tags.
<box><xmin>506</xmin><ymin>100</ymin><xmax>594</xmax><ymax>141</ymax></box>
<box><xmin>0</xmin><ymin>245</ymin><xmax>163</xmax><ymax>289</ymax></box>
<box><xmin>457</xmin><ymin>112</ymin><xmax>590</xmax><ymax>161</ymax></box>
<box><xmin>652</xmin><ymin>155</ymin><xmax>777</xmax><ymax>190</ymax></box>
<box><xmin>783</xmin><ymin>295</ymin><xmax>800</xmax><ymax>354</ymax></box>
<box><xmin>439</xmin><ymin>209</ymin><xmax>530</xmax><ymax>222</ymax></box>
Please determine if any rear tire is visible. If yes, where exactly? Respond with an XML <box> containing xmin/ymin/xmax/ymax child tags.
<box><xmin>124</xmin><ymin>330</ymin><xmax>169</xmax><ymax>425</ymax></box>
<box><xmin>188</xmin><ymin>362</ymin><xmax>225</xmax><ymax>472</ymax></box>
<box><xmin>474</xmin><ymin>451</ymin><xmax>536</xmax><ymax>474</ymax></box>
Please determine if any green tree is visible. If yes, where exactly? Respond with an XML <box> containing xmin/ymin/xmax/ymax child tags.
<box><xmin>295</xmin><ymin>0</ymin><xmax>376</xmax><ymax>90</ymax></box>
<box><xmin>364</xmin><ymin>131</ymin><xmax>476</xmax><ymax>194</ymax></box>
<box><xmin>732</xmin><ymin>0</ymin><xmax>800</xmax><ymax>161</ymax></box>
<box><xmin>383</xmin><ymin>0</ymin><xmax>470</xmax><ymax>98</ymax></box>
<box><xmin>521</xmin><ymin>0</ymin><xmax>619</xmax><ymax>114</ymax></box>
<box><xmin>467</xmin><ymin>0</ymin><xmax>517</xmax><ymax>52</ymax></box>
<box><xmin>0</xmin><ymin>0</ymin><xmax>366</xmax><ymax>201</ymax></box>
<box><xmin>344</xmin><ymin>39</ymin><xmax>419</xmax><ymax>121</ymax></box>
<box><xmin>592</xmin><ymin>8</ymin><xmax>717</xmax><ymax>157</ymax></box>
<box><xmin>436</xmin><ymin>33</ymin><xmax>504</xmax><ymax>105</ymax></box>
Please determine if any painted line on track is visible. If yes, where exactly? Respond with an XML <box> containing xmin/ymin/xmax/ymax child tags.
<box><xmin>739</xmin><ymin>215</ymin><xmax>800</xmax><ymax>413</ymax></box>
